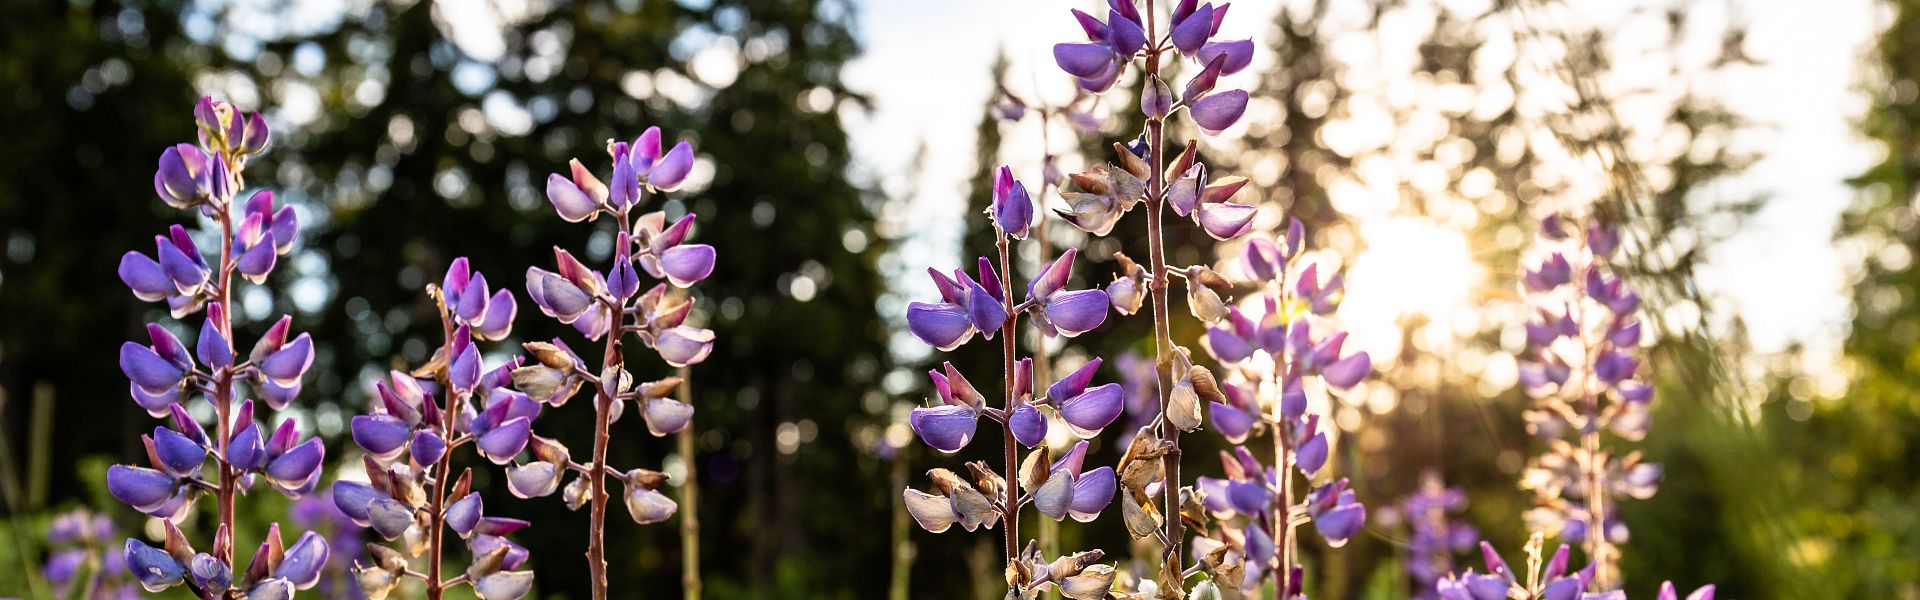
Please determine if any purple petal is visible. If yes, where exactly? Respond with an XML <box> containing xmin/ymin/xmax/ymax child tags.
<box><xmin>477</xmin><ymin>417</ymin><xmax>532</xmax><ymax>465</ymax></box>
<box><xmin>332</xmin><ymin>481</ymin><xmax>382</xmax><ymax>526</ymax></box>
<box><xmin>446</xmin><ymin>493</ymin><xmax>484</xmax><ymax>537</ymax></box>
<box><xmin>351</xmin><ymin>415</ymin><xmax>412</xmax><ymax>460</ymax></box>
<box><xmin>367</xmin><ymin>498</ymin><xmax>414</xmax><ymax>540</ymax></box>
<box><xmin>907</xmin><ymin>302</ymin><xmax>974</xmax><ymax>351</ymax></box>
<box><xmin>1197</xmin><ymin>39</ymin><xmax>1255</xmax><ymax>75</ymax></box>
<box><xmin>1032</xmin><ymin>470</ymin><xmax>1076</xmax><ymax>520</ymax></box>
<box><xmin>1027</xmin><ymin>248</ymin><xmax>1078</xmax><ymax>302</ymax></box>
<box><xmin>151</xmin><ymin>427</ymin><xmax>206</xmax><ymax>478</ymax></box>
<box><xmin>1314</xmin><ymin>502</ymin><xmax>1366</xmax><ymax>547</ymax></box>
<box><xmin>125</xmin><ymin>539</ymin><xmax>187</xmax><ymax>592</ymax></box>
<box><xmin>236</xmin><ymin>236</ymin><xmax>277</xmax><ymax>282</ymax></box>
<box><xmin>1054</xmin><ymin>42</ymin><xmax>1116</xmax><ymax>78</ymax></box>
<box><xmin>1067</xmin><ymin>466</ymin><xmax>1115</xmax><ymax>522</ymax></box>
<box><xmin>1059</xmin><ymin>383</ymin><xmax>1124</xmax><ymax>438</ymax></box>
<box><xmin>475</xmin><ymin>572</ymin><xmax>535</xmax><ymax>600</ymax></box>
<box><xmin>274</xmin><ymin>531</ymin><xmax>329</xmax><ymax>589</ymax></box>
<box><xmin>643</xmin><ymin>397</ymin><xmax>695</xmax><ymax>436</ymax></box>
<box><xmin>1188</xmin><ymin>89</ymin><xmax>1249</xmax><ymax>135</ymax></box>
<box><xmin>546</xmin><ymin>173</ymin><xmax>600</xmax><ymax>222</ymax></box>
<box><xmin>645</xmin><ymin>141</ymin><xmax>695</xmax><ymax>191</ymax></box>
<box><xmin>1321</xmin><ymin>351</ymin><xmax>1371</xmax><ymax>389</ymax></box>
<box><xmin>412</xmin><ymin>430</ymin><xmax>447</xmax><ymax>466</ymax></box>
<box><xmin>507</xmin><ymin>462</ymin><xmax>561</xmax><ymax>499</ymax></box>
<box><xmin>119</xmin><ymin>252</ymin><xmax>174</xmax><ymax>302</ymax></box>
<box><xmin>1010</xmin><ymin>403</ymin><xmax>1047</xmax><ymax>448</ymax></box>
<box><xmin>655</xmin><ymin>326</ymin><xmax>715</xmax><ymax>367</ymax></box>
<box><xmin>1208</xmin><ymin>401</ymin><xmax>1253</xmax><ymax>444</ymax></box>
<box><xmin>259</xmin><ymin>333</ymin><xmax>314</xmax><ymax>386</ymax></box>
<box><xmin>1296</xmin><ymin>432</ymin><xmax>1328</xmax><ymax>476</ymax></box>
<box><xmin>908</xmin><ymin>405</ymin><xmax>978</xmax><ymax>453</ymax></box>
<box><xmin>121</xmin><ymin>342</ymin><xmax>184</xmax><ymax>394</ymax></box>
<box><xmin>527</xmin><ymin>268</ymin><xmax>594</xmax><ymax>321</ymax></box>
<box><xmin>1205</xmin><ymin>326</ymin><xmax>1254</xmax><ymax>363</ymax></box>
<box><xmin>476</xmin><ymin>290</ymin><xmax>517</xmax><ymax>340</ymax></box>
<box><xmin>966</xmin><ymin>279</ymin><xmax>1009</xmax><ymax>337</ymax></box>
<box><xmin>229</xmin><ymin>424</ymin><xmax>266</xmax><ymax>471</ymax></box>
<box><xmin>266</xmin><ymin>438</ymin><xmax>324</xmax><ymax>484</ymax></box>
<box><xmin>1047</xmin><ymin>358</ymin><xmax>1103</xmax><ymax>403</ymax></box>
<box><xmin>1171</xmin><ymin>3</ymin><xmax>1214</xmax><ymax>54</ymax></box>
<box><xmin>1107</xmin><ymin>9</ymin><xmax>1147</xmax><ymax>55</ymax></box>
<box><xmin>107</xmin><ymin>465</ymin><xmax>176</xmax><ymax>512</ymax></box>
<box><xmin>660</xmin><ymin>244</ymin><xmax>716</xmax><ymax>288</ymax></box>
<box><xmin>1196</xmin><ymin>201</ymin><xmax>1255</xmax><ymax>240</ymax></box>
<box><xmin>1044</xmin><ymin>289</ymin><xmax>1110</xmax><ymax>337</ymax></box>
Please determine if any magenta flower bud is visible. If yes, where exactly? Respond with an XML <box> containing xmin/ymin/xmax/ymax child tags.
<box><xmin>991</xmin><ymin>166</ymin><xmax>1034</xmax><ymax>238</ymax></box>
<box><xmin>660</xmin><ymin>244</ymin><xmax>717</xmax><ymax>288</ymax></box>
<box><xmin>1321</xmin><ymin>351</ymin><xmax>1371</xmax><ymax>388</ymax></box>
<box><xmin>258</xmin><ymin>333</ymin><xmax>314</xmax><ymax>387</ymax></box>
<box><xmin>1059</xmin><ymin>383</ymin><xmax>1124</xmax><ymax>438</ymax></box>
<box><xmin>121</xmin><ymin>342</ymin><xmax>185</xmax><ymax>395</ymax></box>
<box><xmin>351</xmin><ymin>415</ymin><xmax>411</xmax><ymax>461</ymax></box>
<box><xmin>332</xmin><ymin>481</ymin><xmax>381</xmax><ymax>526</ymax></box>
<box><xmin>477</xmin><ymin>417</ymin><xmax>532</xmax><ymax>465</ymax></box>
<box><xmin>643</xmin><ymin>397</ymin><xmax>694</xmax><ymax>436</ymax></box>
<box><xmin>1068</xmin><ymin>466</ymin><xmax>1116</xmax><ymax>522</ymax></box>
<box><xmin>645</xmin><ymin>141</ymin><xmax>695</xmax><ymax>192</ymax></box>
<box><xmin>546</xmin><ymin>173</ymin><xmax>600</xmax><ymax>222</ymax></box>
<box><xmin>275</xmin><ymin>531</ymin><xmax>329</xmax><ymax>589</ymax></box>
<box><xmin>507</xmin><ymin>462</ymin><xmax>561</xmax><ymax>499</ymax></box>
<box><xmin>107</xmin><ymin>465</ymin><xmax>177</xmax><ymax>512</ymax></box>
<box><xmin>1107</xmin><ymin>9</ymin><xmax>1146</xmax><ymax>55</ymax></box>
<box><xmin>446</xmin><ymin>493</ymin><xmax>483</xmax><ymax>537</ymax></box>
<box><xmin>1188</xmin><ymin>89</ymin><xmax>1249</xmax><ymax>135</ymax></box>
<box><xmin>1014</xmin><ymin>357</ymin><xmax>1033</xmax><ymax>400</ymax></box>
<box><xmin>1043</xmin><ymin>288</ymin><xmax>1110</xmax><ymax>337</ymax></box>
<box><xmin>267</xmin><ymin>438</ymin><xmax>324</xmax><ymax>486</ymax></box>
<box><xmin>475</xmin><ymin>516</ymin><xmax>530</xmax><ymax>537</ymax></box>
<box><xmin>655</xmin><ymin>325</ymin><xmax>715</xmax><ymax>367</ymax></box>
<box><xmin>125</xmin><ymin>539</ymin><xmax>187</xmax><ymax>592</ymax></box>
<box><xmin>1054</xmin><ymin>42</ymin><xmax>1117</xmax><ymax>79</ymax></box>
<box><xmin>908</xmin><ymin>405</ymin><xmax>978</xmax><ymax>453</ymax></box>
<box><xmin>1010</xmin><ymin>402</ymin><xmax>1047</xmax><ymax>448</ymax></box>
<box><xmin>632</xmin><ymin>127</ymin><xmax>663</xmax><ymax>170</ymax></box>
<box><xmin>149</xmin><ymin>426</ymin><xmax>206</xmax><ymax>478</ymax></box>
<box><xmin>1170</xmin><ymin>2</ymin><xmax>1215</xmax><ymax>55</ymax></box>
<box><xmin>1208</xmin><ymin>401</ymin><xmax>1253</xmax><ymax>444</ymax></box>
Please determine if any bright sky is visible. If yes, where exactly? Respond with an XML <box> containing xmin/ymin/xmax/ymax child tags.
<box><xmin>843</xmin><ymin>0</ymin><xmax>1884</xmax><ymax>364</ymax></box>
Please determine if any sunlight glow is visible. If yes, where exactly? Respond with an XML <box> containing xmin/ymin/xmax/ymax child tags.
<box><xmin>1340</xmin><ymin>216</ymin><xmax>1479</xmax><ymax>362</ymax></box>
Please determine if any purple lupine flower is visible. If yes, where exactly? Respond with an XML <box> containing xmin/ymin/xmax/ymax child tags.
<box><xmin>1043</xmin><ymin>359</ymin><xmax>1125</xmax><ymax>438</ymax></box>
<box><xmin>1402</xmin><ymin>473</ymin><xmax>1478</xmax><ymax>599</ymax></box>
<box><xmin>1516</xmin><ymin>215</ymin><xmax>1661</xmax><ymax>588</ymax></box>
<box><xmin>1024</xmin><ymin>249</ymin><xmax>1111</xmax><ymax>337</ymax></box>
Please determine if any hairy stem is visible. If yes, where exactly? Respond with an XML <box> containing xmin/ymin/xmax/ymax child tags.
<box><xmin>996</xmin><ymin>234</ymin><xmax>1022</xmax><ymax>584</ymax></box>
<box><xmin>212</xmin><ymin>204</ymin><xmax>238</xmax><ymax>599</ymax></box>
<box><xmin>1140</xmin><ymin>0</ymin><xmax>1185</xmax><ymax>585</ymax></box>
<box><xmin>676</xmin><ymin>367</ymin><xmax>702</xmax><ymax>600</ymax></box>
<box><xmin>589</xmin><ymin>325</ymin><xmax>621</xmax><ymax>600</ymax></box>
<box><xmin>426</xmin><ymin>311</ymin><xmax>458</xmax><ymax>600</ymax></box>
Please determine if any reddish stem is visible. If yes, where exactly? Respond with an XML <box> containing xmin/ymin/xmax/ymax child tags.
<box><xmin>1139</xmin><ymin>0</ymin><xmax>1185</xmax><ymax>585</ymax></box>
<box><xmin>996</xmin><ymin>234</ymin><xmax>1022</xmax><ymax>585</ymax></box>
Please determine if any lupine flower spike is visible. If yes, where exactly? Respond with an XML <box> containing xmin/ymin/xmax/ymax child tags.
<box><xmin>511</xmin><ymin>126</ymin><xmax>716</xmax><ymax>600</ymax></box>
<box><xmin>333</xmin><ymin>258</ymin><xmax>536</xmax><ymax>600</ymax></box>
<box><xmin>901</xmin><ymin>164</ymin><xmax>1123</xmax><ymax>599</ymax></box>
<box><xmin>1049</xmin><ymin>1</ymin><xmax>1263</xmax><ymax>591</ymax></box>
<box><xmin>1436</xmin><ymin>534</ymin><xmax>1714</xmax><ymax>600</ymax></box>
<box><xmin>1185</xmin><ymin>220</ymin><xmax>1371</xmax><ymax>597</ymax></box>
<box><xmin>110</xmin><ymin>97</ymin><xmax>337</xmax><ymax>598</ymax></box>
<box><xmin>1516</xmin><ymin>215</ymin><xmax>1661</xmax><ymax>591</ymax></box>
